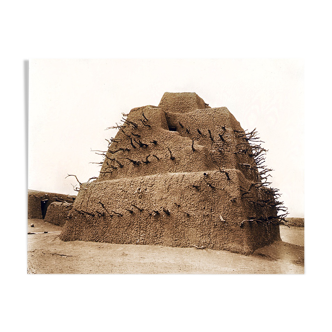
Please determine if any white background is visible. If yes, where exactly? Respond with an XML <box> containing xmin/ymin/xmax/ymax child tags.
<box><xmin>29</xmin><ymin>58</ymin><xmax>304</xmax><ymax>216</ymax></box>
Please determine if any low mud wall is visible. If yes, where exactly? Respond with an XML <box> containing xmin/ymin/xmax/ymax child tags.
<box><xmin>44</xmin><ymin>201</ymin><xmax>73</xmax><ymax>226</ymax></box>
<box><xmin>28</xmin><ymin>189</ymin><xmax>76</xmax><ymax>219</ymax></box>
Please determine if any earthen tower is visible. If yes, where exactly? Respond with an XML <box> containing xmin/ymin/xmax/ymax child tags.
<box><xmin>60</xmin><ymin>92</ymin><xmax>282</xmax><ymax>254</ymax></box>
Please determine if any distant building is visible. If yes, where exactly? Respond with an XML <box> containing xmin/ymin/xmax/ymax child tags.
<box><xmin>28</xmin><ymin>189</ymin><xmax>76</xmax><ymax>220</ymax></box>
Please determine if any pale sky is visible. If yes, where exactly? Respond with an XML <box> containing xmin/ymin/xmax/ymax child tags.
<box><xmin>29</xmin><ymin>59</ymin><xmax>304</xmax><ymax>217</ymax></box>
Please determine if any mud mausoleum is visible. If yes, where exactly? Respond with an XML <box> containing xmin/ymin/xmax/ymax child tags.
<box><xmin>60</xmin><ymin>92</ymin><xmax>285</xmax><ymax>254</ymax></box>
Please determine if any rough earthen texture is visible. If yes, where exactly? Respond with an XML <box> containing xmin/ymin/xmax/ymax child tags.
<box><xmin>44</xmin><ymin>201</ymin><xmax>73</xmax><ymax>226</ymax></box>
<box><xmin>28</xmin><ymin>189</ymin><xmax>76</xmax><ymax>219</ymax></box>
<box><xmin>60</xmin><ymin>92</ymin><xmax>281</xmax><ymax>254</ymax></box>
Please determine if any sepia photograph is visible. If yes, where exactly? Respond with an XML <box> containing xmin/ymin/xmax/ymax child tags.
<box><xmin>28</xmin><ymin>59</ymin><xmax>304</xmax><ymax>274</ymax></box>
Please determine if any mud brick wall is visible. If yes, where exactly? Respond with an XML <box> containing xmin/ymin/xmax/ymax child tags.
<box><xmin>28</xmin><ymin>189</ymin><xmax>76</xmax><ymax>219</ymax></box>
<box><xmin>44</xmin><ymin>201</ymin><xmax>73</xmax><ymax>226</ymax></box>
<box><xmin>61</xmin><ymin>170</ymin><xmax>280</xmax><ymax>254</ymax></box>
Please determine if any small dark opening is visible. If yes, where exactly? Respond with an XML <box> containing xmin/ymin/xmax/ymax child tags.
<box><xmin>169</xmin><ymin>126</ymin><xmax>177</xmax><ymax>131</ymax></box>
<box><xmin>41</xmin><ymin>199</ymin><xmax>49</xmax><ymax>219</ymax></box>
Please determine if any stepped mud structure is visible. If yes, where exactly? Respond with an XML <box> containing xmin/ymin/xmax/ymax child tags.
<box><xmin>60</xmin><ymin>92</ymin><xmax>288</xmax><ymax>254</ymax></box>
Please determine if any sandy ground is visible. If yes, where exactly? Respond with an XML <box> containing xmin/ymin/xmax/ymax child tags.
<box><xmin>27</xmin><ymin>219</ymin><xmax>304</xmax><ymax>274</ymax></box>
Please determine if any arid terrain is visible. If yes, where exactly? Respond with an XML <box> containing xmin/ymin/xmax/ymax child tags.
<box><xmin>27</xmin><ymin>93</ymin><xmax>296</xmax><ymax>271</ymax></box>
<box><xmin>27</xmin><ymin>218</ymin><xmax>304</xmax><ymax>274</ymax></box>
